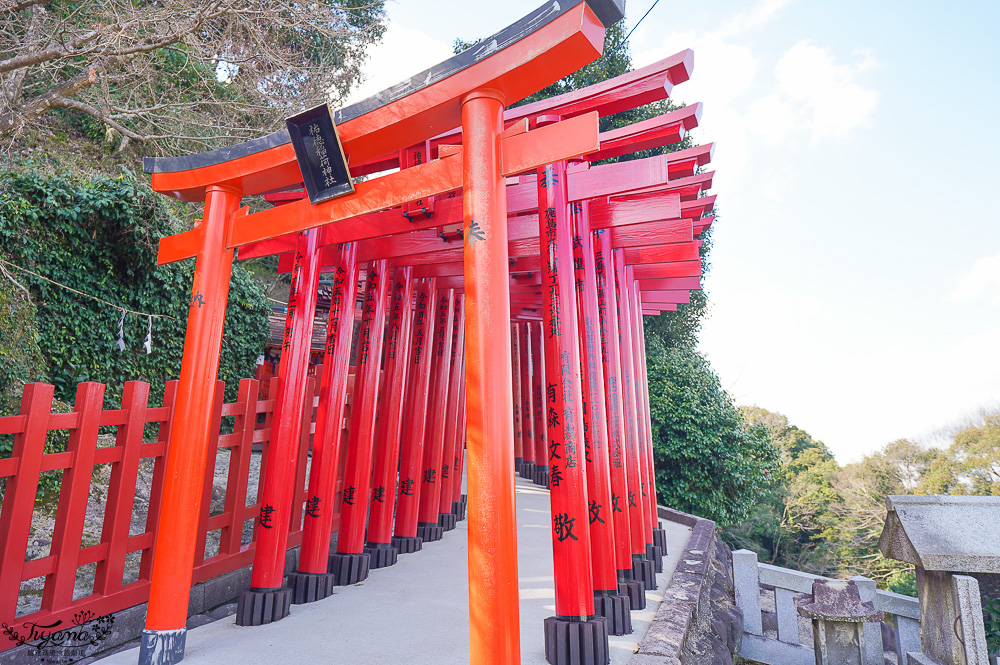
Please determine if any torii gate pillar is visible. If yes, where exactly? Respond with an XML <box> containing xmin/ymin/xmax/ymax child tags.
<box><xmin>461</xmin><ymin>89</ymin><xmax>522</xmax><ymax>665</ymax></box>
<box><xmin>140</xmin><ymin>184</ymin><xmax>240</xmax><ymax>663</ymax></box>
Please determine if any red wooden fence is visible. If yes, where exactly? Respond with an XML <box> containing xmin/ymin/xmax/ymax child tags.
<box><xmin>0</xmin><ymin>374</ymin><xmax>341</xmax><ymax>653</ymax></box>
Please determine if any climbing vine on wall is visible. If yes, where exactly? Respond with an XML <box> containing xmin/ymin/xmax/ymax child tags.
<box><xmin>0</xmin><ymin>163</ymin><xmax>270</xmax><ymax>414</ymax></box>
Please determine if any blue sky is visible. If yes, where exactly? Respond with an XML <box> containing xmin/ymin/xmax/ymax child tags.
<box><xmin>345</xmin><ymin>0</ymin><xmax>1000</xmax><ymax>462</ymax></box>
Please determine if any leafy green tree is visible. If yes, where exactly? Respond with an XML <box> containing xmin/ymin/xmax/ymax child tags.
<box><xmin>731</xmin><ymin>406</ymin><xmax>841</xmax><ymax>572</ymax></box>
<box><xmin>646</xmin><ymin>337</ymin><xmax>779</xmax><ymax>525</ymax></box>
<box><xmin>952</xmin><ymin>413</ymin><xmax>1000</xmax><ymax>495</ymax></box>
<box><xmin>916</xmin><ymin>447</ymin><xmax>966</xmax><ymax>495</ymax></box>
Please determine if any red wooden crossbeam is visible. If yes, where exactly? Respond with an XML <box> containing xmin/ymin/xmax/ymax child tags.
<box><xmin>235</xmin><ymin>127</ymin><xmax>712</xmax><ymax>266</ymax></box>
<box><xmin>158</xmin><ymin>112</ymin><xmax>600</xmax><ymax>264</ymax></box>
<box><xmin>145</xmin><ymin>3</ymin><xmax>606</xmax><ymax>202</ymax></box>
<box><xmin>239</xmin><ymin>162</ymin><xmax>684</xmax><ymax>264</ymax></box>
<box><xmin>269</xmin><ymin>209</ymin><xmax>692</xmax><ymax>271</ymax></box>
<box><xmin>584</xmin><ymin>103</ymin><xmax>701</xmax><ymax>162</ymax></box>
<box><xmin>662</xmin><ymin>142</ymin><xmax>714</xmax><ymax>179</ymax></box>
<box><xmin>249</xmin><ymin>155</ymin><xmax>712</xmax><ymax>271</ymax></box>
<box><xmin>343</xmin><ymin>49</ymin><xmax>695</xmax><ymax>178</ymax></box>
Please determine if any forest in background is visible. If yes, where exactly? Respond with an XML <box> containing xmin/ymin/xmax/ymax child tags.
<box><xmin>721</xmin><ymin>405</ymin><xmax>1000</xmax><ymax>595</ymax></box>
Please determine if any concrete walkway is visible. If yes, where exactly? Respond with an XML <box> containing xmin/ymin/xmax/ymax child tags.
<box><xmin>100</xmin><ymin>475</ymin><xmax>691</xmax><ymax>665</ymax></box>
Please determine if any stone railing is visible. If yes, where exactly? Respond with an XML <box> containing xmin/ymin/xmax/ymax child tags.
<box><xmin>732</xmin><ymin>549</ymin><xmax>920</xmax><ymax>665</ymax></box>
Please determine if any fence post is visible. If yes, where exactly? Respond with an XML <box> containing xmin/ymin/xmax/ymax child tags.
<box><xmin>140</xmin><ymin>381</ymin><xmax>178</xmax><ymax>581</ymax></box>
<box><xmin>194</xmin><ymin>381</ymin><xmax>225</xmax><ymax>565</ymax></box>
<box><xmin>894</xmin><ymin>615</ymin><xmax>921</xmax><ymax>663</ymax></box>
<box><xmin>733</xmin><ymin>549</ymin><xmax>763</xmax><ymax>636</ymax></box>
<box><xmin>775</xmin><ymin>586</ymin><xmax>800</xmax><ymax>643</ymax></box>
<box><xmin>0</xmin><ymin>383</ymin><xmax>54</xmax><ymax>621</ymax></box>
<box><xmin>42</xmin><ymin>381</ymin><xmax>105</xmax><ymax>611</ymax></box>
<box><xmin>219</xmin><ymin>378</ymin><xmax>258</xmax><ymax>556</ymax></box>
<box><xmin>96</xmin><ymin>381</ymin><xmax>150</xmax><ymax>595</ymax></box>
<box><xmin>849</xmin><ymin>576</ymin><xmax>885</xmax><ymax>665</ymax></box>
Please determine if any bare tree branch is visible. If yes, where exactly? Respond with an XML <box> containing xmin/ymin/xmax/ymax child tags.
<box><xmin>0</xmin><ymin>0</ymin><xmax>387</xmax><ymax>155</ymax></box>
<box><xmin>5</xmin><ymin>0</ymin><xmax>55</xmax><ymax>13</ymax></box>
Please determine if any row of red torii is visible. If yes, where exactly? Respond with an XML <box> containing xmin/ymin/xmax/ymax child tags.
<box><xmin>137</xmin><ymin>3</ymin><xmax>717</xmax><ymax>665</ymax></box>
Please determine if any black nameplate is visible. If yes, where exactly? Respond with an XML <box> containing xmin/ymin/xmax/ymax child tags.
<box><xmin>286</xmin><ymin>104</ymin><xmax>354</xmax><ymax>204</ymax></box>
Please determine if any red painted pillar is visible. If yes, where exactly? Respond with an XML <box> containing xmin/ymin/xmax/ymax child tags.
<box><xmin>612</xmin><ymin>249</ymin><xmax>657</xmax><ymax>591</ymax></box>
<box><xmin>630</xmin><ymin>276</ymin><xmax>668</xmax><ymax>556</ymax></box>
<box><xmin>623</xmin><ymin>268</ymin><xmax>661</xmax><ymax>571</ymax></box>
<box><xmin>437</xmin><ymin>296</ymin><xmax>466</xmax><ymax>529</ymax></box>
<box><xmin>416</xmin><ymin>289</ymin><xmax>456</xmax><ymax>542</ymax></box>
<box><xmin>511</xmin><ymin>323</ymin><xmax>525</xmax><ymax>471</ymax></box>
<box><xmin>237</xmin><ymin>228</ymin><xmax>322</xmax><ymax>625</ymax></box>
<box><xmin>461</xmin><ymin>89</ymin><xmax>521</xmax><ymax>665</ymax></box>
<box><xmin>364</xmin><ymin>267</ymin><xmax>415</xmax><ymax>568</ymax></box>
<box><xmin>572</xmin><ymin>201</ymin><xmax>632</xmax><ymax>635</ymax></box>
<box><xmin>622</xmin><ymin>273</ymin><xmax>654</xmax><ymax>568</ymax></box>
<box><xmin>450</xmin><ymin>384</ymin><xmax>468</xmax><ymax>520</ymax></box>
<box><xmin>530</xmin><ymin>321</ymin><xmax>549</xmax><ymax>486</ymax></box>
<box><xmin>393</xmin><ymin>279</ymin><xmax>439</xmax><ymax>554</ymax></box>
<box><xmin>593</xmin><ymin>232</ymin><xmax>645</xmax><ymax>609</ymax></box>
<box><xmin>142</xmin><ymin>184</ymin><xmax>240</xmax><ymax>662</ymax></box>
<box><xmin>536</xmin><ymin>147</ymin><xmax>608</xmax><ymax>664</ymax></box>
<box><xmin>517</xmin><ymin>323</ymin><xmax>537</xmax><ymax>480</ymax></box>
<box><xmin>329</xmin><ymin>259</ymin><xmax>391</xmax><ymax>584</ymax></box>
<box><xmin>288</xmin><ymin>242</ymin><xmax>360</xmax><ymax>603</ymax></box>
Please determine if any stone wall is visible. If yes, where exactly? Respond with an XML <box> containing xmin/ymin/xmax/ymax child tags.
<box><xmin>628</xmin><ymin>507</ymin><xmax>743</xmax><ymax>665</ymax></box>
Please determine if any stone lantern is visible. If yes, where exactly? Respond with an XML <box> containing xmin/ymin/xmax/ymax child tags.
<box><xmin>879</xmin><ymin>495</ymin><xmax>995</xmax><ymax>665</ymax></box>
<box><xmin>796</xmin><ymin>578</ymin><xmax>883</xmax><ymax>665</ymax></box>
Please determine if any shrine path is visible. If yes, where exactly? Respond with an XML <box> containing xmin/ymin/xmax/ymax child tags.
<box><xmin>98</xmin><ymin>475</ymin><xmax>691</xmax><ymax>665</ymax></box>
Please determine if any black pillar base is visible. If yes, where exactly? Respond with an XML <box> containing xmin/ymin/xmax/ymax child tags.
<box><xmin>617</xmin><ymin>580</ymin><xmax>646</xmax><ymax>611</ymax></box>
<box><xmin>543</xmin><ymin>616</ymin><xmax>610</xmax><ymax>665</ymax></box>
<box><xmin>416</xmin><ymin>521</ymin><xmax>444</xmax><ymax>542</ymax></box>
<box><xmin>235</xmin><ymin>586</ymin><xmax>292</xmax><ymax>626</ymax></box>
<box><xmin>632</xmin><ymin>556</ymin><xmax>656</xmax><ymax>591</ymax></box>
<box><xmin>138</xmin><ymin>628</ymin><xmax>185</xmax><ymax>665</ymax></box>
<box><xmin>364</xmin><ymin>543</ymin><xmax>398</xmax><ymax>569</ymax></box>
<box><xmin>514</xmin><ymin>456</ymin><xmax>523</xmax><ymax>472</ymax></box>
<box><xmin>594</xmin><ymin>592</ymin><xmax>632</xmax><ymax>635</ymax></box>
<box><xmin>285</xmin><ymin>570</ymin><xmax>337</xmax><ymax>604</ymax></box>
<box><xmin>438</xmin><ymin>512</ymin><xmax>457</xmax><ymax>531</ymax></box>
<box><xmin>534</xmin><ymin>465</ymin><xmax>550</xmax><ymax>487</ymax></box>
<box><xmin>328</xmin><ymin>552</ymin><xmax>370</xmax><ymax>585</ymax></box>
<box><xmin>652</xmin><ymin>526</ymin><xmax>668</xmax><ymax>553</ymax></box>
<box><xmin>645</xmin><ymin>543</ymin><xmax>663</xmax><ymax>573</ymax></box>
<box><xmin>391</xmin><ymin>535</ymin><xmax>423</xmax><ymax>554</ymax></box>
<box><xmin>520</xmin><ymin>460</ymin><xmax>537</xmax><ymax>479</ymax></box>
<box><xmin>460</xmin><ymin>493</ymin><xmax>467</xmax><ymax>520</ymax></box>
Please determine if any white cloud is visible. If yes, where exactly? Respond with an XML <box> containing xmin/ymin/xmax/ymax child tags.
<box><xmin>717</xmin><ymin>0</ymin><xmax>795</xmax><ymax>39</ymax></box>
<box><xmin>342</xmin><ymin>22</ymin><xmax>454</xmax><ymax>107</ymax></box>
<box><xmin>747</xmin><ymin>41</ymin><xmax>879</xmax><ymax>145</ymax></box>
<box><xmin>951</xmin><ymin>254</ymin><xmax>1000</xmax><ymax>302</ymax></box>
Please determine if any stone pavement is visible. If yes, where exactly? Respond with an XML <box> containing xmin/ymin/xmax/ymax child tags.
<box><xmin>99</xmin><ymin>475</ymin><xmax>691</xmax><ymax>665</ymax></box>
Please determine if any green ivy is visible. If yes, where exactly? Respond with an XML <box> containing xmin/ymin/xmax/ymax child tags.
<box><xmin>984</xmin><ymin>597</ymin><xmax>1000</xmax><ymax>655</ymax></box>
<box><xmin>0</xmin><ymin>163</ymin><xmax>270</xmax><ymax>418</ymax></box>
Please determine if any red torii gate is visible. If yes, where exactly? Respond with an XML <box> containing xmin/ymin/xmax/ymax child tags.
<box><xmin>136</xmin><ymin>4</ymin><xmax>719</xmax><ymax>665</ymax></box>
<box><xmin>242</xmin><ymin>72</ymin><xmax>715</xmax><ymax>651</ymax></box>
<box><xmin>139</xmin><ymin>4</ymin><xmax>620</xmax><ymax>665</ymax></box>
